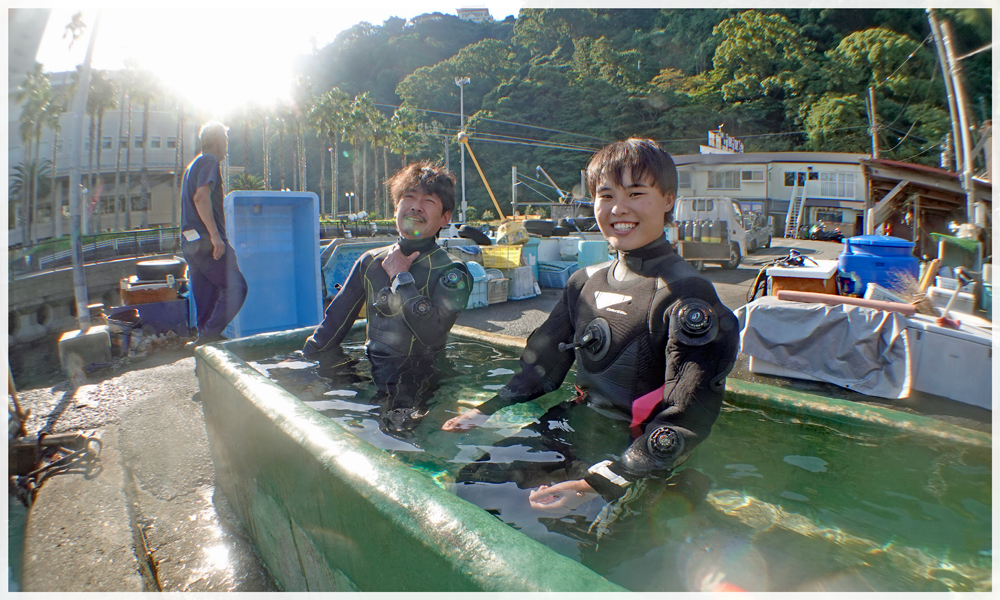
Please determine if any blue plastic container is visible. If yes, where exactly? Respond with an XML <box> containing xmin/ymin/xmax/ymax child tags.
<box><xmin>837</xmin><ymin>235</ymin><xmax>918</xmax><ymax>295</ymax></box>
<box><xmin>522</xmin><ymin>236</ymin><xmax>540</xmax><ymax>282</ymax></box>
<box><xmin>222</xmin><ymin>191</ymin><xmax>323</xmax><ymax>339</ymax></box>
<box><xmin>577</xmin><ymin>240</ymin><xmax>611</xmax><ymax>268</ymax></box>
<box><xmin>538</xmin><ymin>261</ymin><xmax>578</xmax><ymax>288</ymax></box>
<box><xmin>322</xmin><ymin>241</ymin><xmax>390</xmax><ymax>299</ymax></box>
<box><xmin>465</xmin><ymin>261</ymin><xmax>489</xmax><ymax>309</ymax></box>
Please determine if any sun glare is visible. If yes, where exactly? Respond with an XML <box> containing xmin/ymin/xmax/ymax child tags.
<box><xmin>35</xmin><ymin>3</ymin><xmax>524</xmax><ymax>117</ymax></box>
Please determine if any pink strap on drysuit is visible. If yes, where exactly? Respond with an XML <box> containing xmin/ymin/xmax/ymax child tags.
<box><xmin>629</xmin><ymin>384</ymin><xmax>666</xmax><ymax>436</ymax></box>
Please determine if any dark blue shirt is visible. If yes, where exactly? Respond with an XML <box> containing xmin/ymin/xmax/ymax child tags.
<box><xmin>180</xmin><ymin>153</ymin><xmax>226</xmax><ymax>240</ymax></box>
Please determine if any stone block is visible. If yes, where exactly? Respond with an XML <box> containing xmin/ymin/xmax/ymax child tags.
<box><xmin>58</xmin><ymin>326</ymin><xmax>112</xmax><ymax>375</ymax></box>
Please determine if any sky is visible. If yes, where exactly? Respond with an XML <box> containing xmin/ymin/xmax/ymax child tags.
<box><xmin>32</xmin><ymin>1</ymin><xmax>527</xmax><ymax>117</ymax></box>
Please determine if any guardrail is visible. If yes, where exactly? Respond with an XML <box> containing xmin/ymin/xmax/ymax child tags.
<box><xmin>8</xmin><ymin>228</ymin><xmax>182</xmax><ymax>278</ymax></box>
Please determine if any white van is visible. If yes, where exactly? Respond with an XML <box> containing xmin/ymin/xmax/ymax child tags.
<box><xmin>665</xmin><ymin>196</ymin><xmax>747</xmax><ymax>270</ymax></box>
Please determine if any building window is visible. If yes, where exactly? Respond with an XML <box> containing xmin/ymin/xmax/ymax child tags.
<box><xmin>167</xmin><ymin>137</ymin><xmax>177</xmax><ymax>149</ymax></box>
<box><xmin>784</xmin><ymin>172</ymin><xmax>806</xmax><ymax>186</ymax></box>
<box><xmin>101</xmin><ymin>197</ymin><xmax>118</xmax><ymax>214</ymax></box>
<box><xmin>707</xmin><ymin>170</ymin><xmax>740</xmax><ymax>190</ymax></box>
<box><xmin>819</xmin><ymin>172</ymin><xmax>856</xmax><ymax>199</ymax></box>
<box><xmin>816</xmin><ymin>210</ymin><xmax>842</xmax><ymax>223</ymax></box>
<box><xmin>150</xmin><ymin>137</ymin><xmax>161</xmax><ymax>149</ymax></box>
<box><xmin>740</xmin><ymin>170</ymin><xmax>764</xmax><ymax>182</ymax></box>
<box><xmin>677</xmin><ymin>171</ymin><xmax>691</xmax><ymax>188</ymax></box>
<box><xmin>120</xmin><ymin>137</ymin><xmax>129</xmax><ymax>147</ymax></box>
<box><xmin>102</xmin><ymin>137</ymin><xmax>112</xmax><ymax>149</ymax></box>
<box><xmin>135</xmin><ymin>137</ymin><xmax>143</xmax><ymax>148</ymax></box>
<box><xmin>130</xmin><ymin>196</ymin><xmax>146</xmax><ymax>211</ymax></box>
<box><xmin>808</xmin><ymin>171</ymin><xmax>819</xmax><ymax>180</ymax></box>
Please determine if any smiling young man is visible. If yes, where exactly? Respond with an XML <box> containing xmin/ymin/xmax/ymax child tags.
<box><xmin>303</xmin><ymin>162</ymin><xmax>472</xmax><ymax>433</ymax></box>
<box><xmin>442</xmin><ymin>139</ymin><xmax>738</xmax><ymax>538</ymax></box>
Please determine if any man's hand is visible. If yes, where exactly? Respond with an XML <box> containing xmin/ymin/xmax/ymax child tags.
<box><xmin>528</xmin><ymin>479</ymin><xmax>597</xmax><ymax>510</ymax></box>
<box><xmin>210</xmin><ymin>234</ymin><xmax>226</xmax><ymax>260</ymax></box>
<box><xmin>441</xmin><ymin>408</ymin><xmax>488</xmax><ymax>431</ymax></box>
<box><xmin>381</xmin><ymin>244</ymin><xmax>419</xmax><ymax>279</ymax></box>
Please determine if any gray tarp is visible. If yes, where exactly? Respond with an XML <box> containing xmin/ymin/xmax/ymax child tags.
<box><xmin>736</xmin><ymin>297</ymin><xmax>911</xmax><ymax>399</ymax></box>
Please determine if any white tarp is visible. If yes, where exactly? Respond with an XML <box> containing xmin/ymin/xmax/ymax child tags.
<box><xmin>736</xmin><ymin>297</ymin><xmax>911</xmax><ymax>399</ymax></box>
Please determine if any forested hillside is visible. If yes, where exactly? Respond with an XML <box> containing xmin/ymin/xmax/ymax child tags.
<box><xmin>229</xmin><ymin>8</ymin><xmax>992</xmax><ymax>220</ymax></box>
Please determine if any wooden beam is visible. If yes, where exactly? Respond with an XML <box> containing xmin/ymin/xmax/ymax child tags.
<box><xmin>866</xmin><ymin>179</ymin><xmax>910</xmax><ymax>230</ymax></box>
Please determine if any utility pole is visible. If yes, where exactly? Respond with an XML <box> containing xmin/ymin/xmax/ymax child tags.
<box><xmin>939</xmin><ymin>16</ymin><xmax>980</xmax><ymax>226</ymax></box>
<box><xmin>928</xmin><ymin>10</ymin><xmax>964</xmax><ymax>176</ymax></box>
<box><xmin>867</xmin><ymin>87</ymin><xmax>880</xmax><ymax>159</ymax></box>
<box><xmin>68</xmin><ymin>11</ymin><xmax>102</xmax><ymax>330</ymax></box>
<box><xmin>455</xmin><ymin>76</ymin><xmax>470</xmax><ymax>223</ymax></box>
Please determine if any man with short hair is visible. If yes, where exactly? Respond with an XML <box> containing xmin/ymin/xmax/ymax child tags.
<box><xmin>180</xmin><ymin>122</ymin><xmax>247</xmax><ymax>347</ymax></box>
<box><xmin>303</xmin><ymin>161</ymin><xmax>472</xmax><ymax>433</ymax></box>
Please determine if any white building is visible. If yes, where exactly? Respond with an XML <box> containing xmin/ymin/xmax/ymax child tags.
<box><xmin>9</xmin><ymin>68</ymin><xmax>200</xmax><ymax>247</ymax></box>
<box><xmin>673</xmin><ymin>151</ymin><xmax>869</xmax><ymax>238</ymax></box>
<box><xmin>456</xmin><ymin>7</ymin><xmax>491</xmax><ymax>23</ymax></box>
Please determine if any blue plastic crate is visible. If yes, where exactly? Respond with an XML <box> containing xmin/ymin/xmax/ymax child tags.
<box><xmin>222</xmin><ymin>191</ymin><xmax>323</xmax><ymax>339</ymax></box>
<box><xmin>837</xmin><ymin>235</ymin><xmax>917</xmax><ymax>295</ymax></box>
<box><xmin>538</xmin><ymin>261</ymin><xmax>578</xmax><ymax>288</ymax></box>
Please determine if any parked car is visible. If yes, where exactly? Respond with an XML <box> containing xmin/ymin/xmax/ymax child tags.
<box><xmin>743</xmin><ymin>212</ymin><xmax>772</xmax><ymax>253</ymax></box>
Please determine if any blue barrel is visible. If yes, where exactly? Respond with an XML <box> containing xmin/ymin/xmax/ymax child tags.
<box><xmin>837</xmin><ymin>235</ymin><xmax>918</xmax><ymax>295</ymax></box>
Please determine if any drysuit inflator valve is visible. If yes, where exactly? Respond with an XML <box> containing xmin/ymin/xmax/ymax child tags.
<box><xmin>558</xmin><ymin>318</ymin><xmax>611</xmax><ymax>361</ymax></box>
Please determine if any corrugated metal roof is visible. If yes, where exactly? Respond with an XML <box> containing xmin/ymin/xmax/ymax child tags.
<box><xmin>673</xmin><ymin>151</ymin><xmax>868</xmax><ymax>167</ymax></box>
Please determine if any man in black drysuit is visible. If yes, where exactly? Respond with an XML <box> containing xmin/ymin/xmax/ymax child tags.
<box><xmin>303</xmin><ymin>162</ymin><xmax>472</xmax><ymax>433</ymax></box>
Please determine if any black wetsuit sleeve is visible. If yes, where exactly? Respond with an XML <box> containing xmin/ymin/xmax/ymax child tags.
<box><xmin>476</xmin><ymin>271</ymin><xmax>581</xmax><ymax>415</ymax></box>
<box><xmin>608</xmin><ymin>280</ymin><xmax>739</xmax><ymax>485</ymax></box>
<box><xmin>395</xmin><ymin>260</ymin><xmax>473</xmax><ymax>347</ymax></box>
<box><xmin>302</xmin><ymin>253</ymin><xmax>370</xmax><ymax>354</ymax></box>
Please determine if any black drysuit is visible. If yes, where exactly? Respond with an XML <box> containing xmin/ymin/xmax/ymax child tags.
<box><xmin>465</xmin><ymin>235</ymin><xmax>739</xmax><ymax>501</ymax></box>
<box><xmin>303</xmin><ymin>236</ymin><xmax>472</xmax><ymax>431</ymax></box>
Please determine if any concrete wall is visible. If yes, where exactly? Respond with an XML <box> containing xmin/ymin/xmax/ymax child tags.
<box><xmin>7</xmin><ymin>254</ymin><xmax>175</xmax><ymax>344</ymax></box>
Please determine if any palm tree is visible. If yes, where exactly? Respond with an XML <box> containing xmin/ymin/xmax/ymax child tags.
<box><xmin>10</xmin><ymin>160</ymin><xmax>53</xmax><ymax>238</ymax></box>
<box><xmin>86</xmin><ymin>69</ymin><xmax>118</xmax><ymax>232</ymax></box>
<box><xmin>15</xmin><ymin>63</ymin><xmax>52</xmax><ymax>245</ymax></box>
<box><xmin>231</xmin><ymin>173</ymin><xmax>264</xmax><ymax>191</ymax></box>
<box><xmin>121</xmin><ymin>59</ymin><xmax>140</xmax><ymax>230</ymax></box>
<box><xmin>131</xmin><ymin>64</ymin><xmax>161</xmax><ymax>228</ymax></box>
<box><xmin>346</xmin><ymin>93</ymin><xmax>377</xmax><ymax>214</ymax></box>
<box><xmin>368</xmin><ymin>108</ymin><xmax>390</xmax><ymax>217</ymax></box>
<box><xmin>308</xmin><ymin>87</ymin><xmax>350</xmax><ymax>217</ymax></box>
<box><xmin>43</xmin><ymin>94</ymin><xmax>67</xmax><ymax>238</ymax></box>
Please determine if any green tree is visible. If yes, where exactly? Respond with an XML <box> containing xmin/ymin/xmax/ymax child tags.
<box><xmin>231</xmin><ymin>173</ymin><xmax>264</xmax><ymax>191</ymax></box>
<box><xmin>14</xmin><ymin>63</ymin><xmax>52</xmax><ymax>244</ymax></box>
<box><xmin>85</xmin><ymin>69</ymin><xmax>118</xmax><ymax>231</ymax></box>
<box><xmin>130</xmin><ymin>65</ymin><xmax>161</xmax><ymax>228</ymax></box>
<box><xmin>308</xmin><ymin>87</ymin><xmax>351</xmax><ymax>216</ymax></box>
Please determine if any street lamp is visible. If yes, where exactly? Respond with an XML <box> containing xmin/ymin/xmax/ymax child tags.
<box><xmin>345</xmin><ymin>192</ymin><xmax>355</xmax><ymax>215</ymax></box>
<box><xmin>455</xmin><ymin>76</ymin><xmax>470</xmax><ymax>223</ymax></box>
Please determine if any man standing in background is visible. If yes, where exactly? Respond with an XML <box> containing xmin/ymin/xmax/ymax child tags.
<box><xmin>180</xmin><ymin>122</ymin><xmax>247</xmax><ymax>347</ymax></box>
